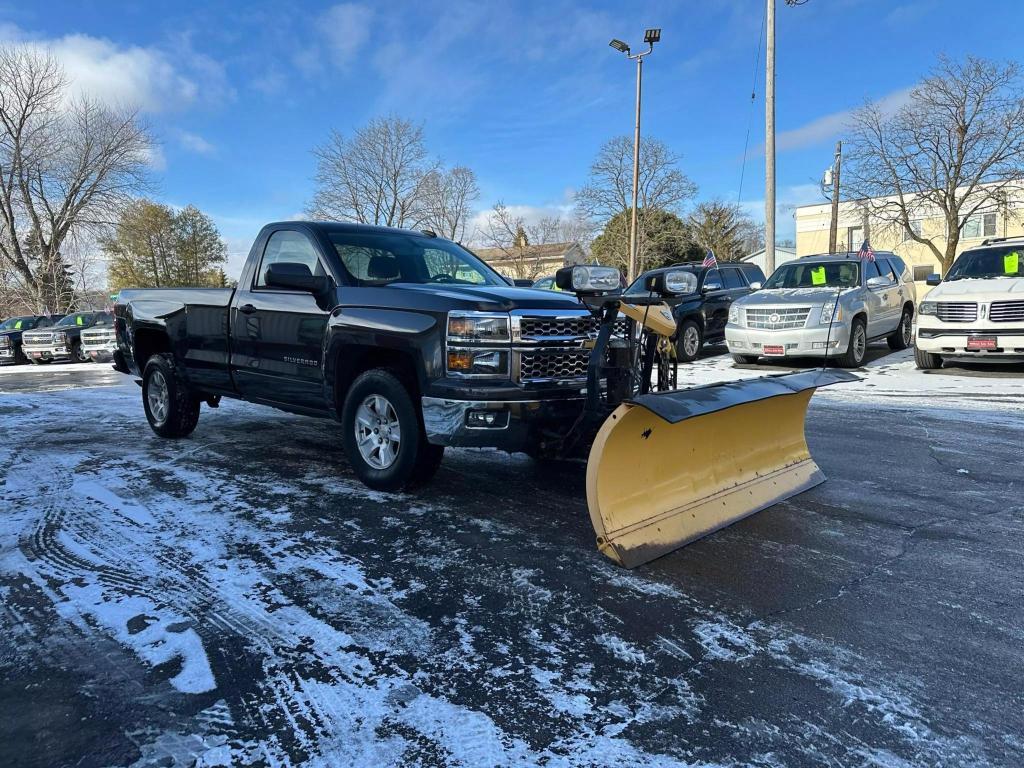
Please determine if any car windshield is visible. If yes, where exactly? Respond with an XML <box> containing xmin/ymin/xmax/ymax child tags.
<box><xmin>625</xmin><ymin>268</ymin><xmax>698</xmax><ymax>295</ymax></box>
<box><xmin>56</xmin><ymin>312</ymin><xmax>97</xmax><ymax>328</ymax></box>
<box><xmin>0</xmin><ymin>316</ymin><xmax>33</xmax><ymax>331</ymax></box>
<box><xmin>946</xmin><ymin>247</ymin><xmax>1024</xmax><ymax>280</ymax></box>
<box><xmin>329</xmin><ymin>232</ymin><xmax>505</xmax><ymax>287</ymax></box>
<box><xmin>764</xmin><ymin>261</ymin><xmax>860</xmax><ymax>289</ymax></box>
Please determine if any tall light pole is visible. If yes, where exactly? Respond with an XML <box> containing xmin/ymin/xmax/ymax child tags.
<box><xmin>610</xmin><ymin>29</ymin><xmax>660</xmax><ymax>284</ymax></box>
<box><xmin>765</xmin><ymin>0</ymin><xmax>776</xmax><ymax>276</ymax></box>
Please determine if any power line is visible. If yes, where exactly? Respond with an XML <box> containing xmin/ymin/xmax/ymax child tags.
<box><xmin>737</xmin><ymin>5</ymin><xmax>767</xmax><ymax>206</ymax></box>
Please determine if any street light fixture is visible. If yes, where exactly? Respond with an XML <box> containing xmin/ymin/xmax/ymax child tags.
<box><xmin>608</xmin><ymin>28</ymin><xmax>661</xmax><ymax>283</ymax></box>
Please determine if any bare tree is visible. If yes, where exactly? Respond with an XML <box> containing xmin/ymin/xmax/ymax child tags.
<box><xmin>576</xmin><ymin>135</ymin><xmax>697</xmax><ymax>273</ymax></box>
<box><xmin>0</xmin><ymin>46</ymin><xmax>153</xmax><ymax>312</ymax></box>
<box><xmin>308</xmin><ymin>116</ymin><xmax>439</xmax><ymax>228</ymax></box>
<box><xmin>417</xmin><ymin>165</ymin><xmax>479</xmax><ymax>241</ymax></box>
<box><xmin>686</xmin><ymin>200</ymin><xmax>761</xmax><ymax>261</ymax></box>
<box><xmin>526</xmin><ymin>208</ymin><xmax>596</xmax><ymax>249</ymax></box>
<box><xmin>480</xmin><ymin>201</ymin><xmax>545</xmax><ymax>280</ymax></box>
<box><xmin>845</xmin><ymin>56</ymin><xmax>1024</xmax><ymax>273</ymax></box>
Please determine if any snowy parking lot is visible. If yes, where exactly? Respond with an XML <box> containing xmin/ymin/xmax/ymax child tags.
<box><xmin>1</xmin><ymin>349</ymin><xmax>1023</xmax><ymax>767</ymax></box>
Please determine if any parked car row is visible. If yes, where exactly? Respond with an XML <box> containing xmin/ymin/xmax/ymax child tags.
<box><xmin>0</xmin><ymin>311</ymin><xmax>116</xmax><ymax>366</ymax></box>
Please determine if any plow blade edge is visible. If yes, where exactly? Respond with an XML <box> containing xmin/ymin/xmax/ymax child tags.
<box><xmin>585</xmin><ymin>370</ymin><xmax>857</xmax><ymax>569</ymax></box>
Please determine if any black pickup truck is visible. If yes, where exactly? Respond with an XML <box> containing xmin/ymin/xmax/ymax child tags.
<box><xmin>114</xmin><ymin>221</ymin><xmax>617</xmax><ymax>490</ymax></box>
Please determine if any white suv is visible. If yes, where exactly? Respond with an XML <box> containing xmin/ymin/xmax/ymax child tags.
<box><xmin>916</xmin><ymin>238</ymin><xmax>1024</xmax><ymax>368</ymax></box>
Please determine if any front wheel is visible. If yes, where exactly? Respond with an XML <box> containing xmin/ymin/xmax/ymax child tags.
<box><xmin>341</xmin><ymin>369</ymin><xmax>442</xmax><ymax>492</ymax></box>
<box><xmin>837</xmin><ymin>318</ymin><xmax>867</xmax><ymax>368</ymax></box>
<box><xmin>71</xmin><ymin>342</ymin><xmax>89</xmax><ymax>363</ymax></box>
<box><xmin>142</xmin><ymin>353</ymin><xmax>201</xmax><ymax>438</ymax></box>
<box><xmin>731</xmin><ymin>354</ymin><xmax>760</xmax><ymax>365</ymax></box>
<box><xmin>887</xmin><ymin>309</ymin><xmax>913</xmax><ymax>350</ymax></box>
<box><xmin>914</xmin><ymin>346</ymin><xmax>943</xmax><ymax>370</ymax></box>
<box><xmin>675</xmin><ymin>320</ymin><xmax>703</xmax><ymax>363</ymax></box>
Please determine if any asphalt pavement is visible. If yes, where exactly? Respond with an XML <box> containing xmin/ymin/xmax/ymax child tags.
<box><xmin>0</xmin><ymin>356</ymin><xmax>1022</xmax><ymax>767</ymax></box>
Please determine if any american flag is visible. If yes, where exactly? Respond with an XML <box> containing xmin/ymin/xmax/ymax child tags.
<box><xmin>856</xmin><ymin>239</ymin><xmax>875</xmax><ymax>262</ymax></box>
<box><xmin>702</xmin><ymin>249</ymin><xmax>718</xmax><ymax>269</ymax></box>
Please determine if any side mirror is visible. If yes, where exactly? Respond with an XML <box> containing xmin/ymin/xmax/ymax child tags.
<box><xmin>866</xmin><ymin>275</ymin><xmax>891</xmax><ymax>289</ymax></box>
<box><xmin>748</xmin><ymin>281</ymin><xmax>762</xmax><ymax>290</ymax></box>
<box><xmin>702</xmin><ymin>280</ymin><xmax>722</xmax><ymax>292</ymax></box>
<box><xmin>925</xmin><ymin>273</ymin><xmax>941</xmax><ymax>286</ymax></box>
<box><xmin>645</xmin><ymin>269</ymin><xmax>698</xmax><ymax>296</ymax></box>
<box><xmin>265</xmin><ymin>262</ymin><xmax>330</xmax><ymax>294</ymax></box>
<box><xmin>555</xmin><ymin>264</ymin><xmax>620</xmax><ymax>294</ymax></box>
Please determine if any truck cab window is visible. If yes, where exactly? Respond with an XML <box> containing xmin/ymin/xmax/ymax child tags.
<box><xmin>722</xmin><ymin>268</ymin><xmax>745</xmax><ymax>289</ymax></box>
<box><xmin>256</xmin><ymin>230</ymin><xmax>325</xmax><ymax>288</ymax></box>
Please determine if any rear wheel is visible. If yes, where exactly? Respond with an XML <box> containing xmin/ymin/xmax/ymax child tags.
<box><xmin>341</xmin><ymin>369</ymin><xmax>442</xmax><ymax>491</ymax></box>
<box><xmin>675</xmin><ymin>320</ymin><xmax>703</xmax><ymax>363</ymax></box>
<box><xmin>837</xmin><ymin>317</ymin><xmax>867</xmax><ymax>368</ymax></box>
<box><xmin>731</xmin><ymin>354</ymin><xmax>760</xmax><ymax>365</ymax></box>
<box><xmin>887</xmin><ymin>309</ymin><xmax>913</xmax><ymax>350</ymax></box>
<box><xmin>142</xmin><ymin>353</ymin><xmax>201</xmax><ymax>438</ymax></box>
<box><xmin>914</xmin><ymin>346</ymin><xmax>943</xmax><ymax>370</ymax></box>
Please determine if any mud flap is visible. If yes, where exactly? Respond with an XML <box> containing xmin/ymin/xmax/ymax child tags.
<box><xmin>585</xmin><ymin>370</ymin><xmax>857</xmax><ymax>568</ymax></box>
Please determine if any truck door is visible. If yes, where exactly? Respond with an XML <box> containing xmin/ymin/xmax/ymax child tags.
<box><xmin>230</xmin><ymin>229</ymin><xmax>332</xmax><ymax>410</ymax></box>
<box><xmin>863</xmin><ymin>259</ymin><xmax>897</xmax><ymax>337</ymax></box>
<box><xmin>700</xmin><ymin>269</ymin><xmax>730</xmax><ymax>339</ymax></box>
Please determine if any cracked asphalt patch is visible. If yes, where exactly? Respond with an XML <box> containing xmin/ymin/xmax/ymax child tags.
<box><xmin>1</xmin><ymin>366</ymin><xmax>1022</xmax><ymax>767</ymax></box>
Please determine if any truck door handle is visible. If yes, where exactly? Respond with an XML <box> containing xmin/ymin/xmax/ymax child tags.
<box><xmin>238</xmin><ymin>304</ymin><xmax>256</xmax><ymax>315</ymax></box>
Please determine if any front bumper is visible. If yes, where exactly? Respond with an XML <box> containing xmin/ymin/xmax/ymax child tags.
<box><xmin>0</xmin><ymin>347</ymin><xmax>16</xmax><ymax>361</ymax></box>
<box><xmin>916</xmin><ymin>323</ymin><xmax>1024</xmax><ymax>357</ymax></box>
<box><xmin>22</xmin><ymin>345</ymin><xmax>71</xmax><ymax>361</ymax></box>
<box><xmin>82</xmin><ymin>344</ymin><xmax>116</xmax><ymax>361</ymax></box>
<box><xmin>422</xmin><ymin>396</ymin><xmax>585</xmax><ymax>451</ymax></box>
<box><xmin>725</xmin><ymin>323</ymin><xmax>851</xmax><ymax>358</ymax></box>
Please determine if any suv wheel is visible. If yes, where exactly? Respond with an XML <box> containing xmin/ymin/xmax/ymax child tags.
<box><xmin>675</xmin><ymin>320</ymin><xmax>703</xmax><ymax>363</ymax></box>
<box><xmin>837</xmin><ymin>317</ymin><xmax>867</xmax><ymax>368</ymax></box>
<box><xmin>143</xmin><ymin>353</ymin><xmax>201</xmax><ymax>438</ymax></box>
<box><xmin>72</xmin><ymin>342</ymin><xmax>89</xmax><ymax>363</ymax></box>
<box><xmin>914</xmin><ymin>346</ymin><xmax>943</xmax><ymax>370</ymax></box>
<box><xmin>887</xmin><ymin>309</ymin><xmax>913</xmax><ymax>351</ymax></box>
<box><xmin>731</xmin><ymin>354</ymin><xmax>760</xmax><ymax>365</ymax></box>
<box><xmin>341</xmin><ymin>369</ymin><xmax>443</xmax><ymax>491</ymax></box>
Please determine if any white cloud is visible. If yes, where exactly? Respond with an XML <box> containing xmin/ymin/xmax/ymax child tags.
<box><xmin>773</xmin><ymin>87</ymin><xmax>914</xmax><ymax>152</ymax></box>
<box><xmin>465</xmin><ymin>200</ymin><xmax>578</xmax><ymax>246</ymax></box>
<box><xmin>177</xmin><ymin>131</ymin><xmax>215</xmax><ymax>155</ymax></box>
<box><xmin>320</xmin><ymin>4</ymin><xmax>373</xmax><ymax>68</ymax></box>
<box><xmin>142</xmin><ymin>144</ymin><xmax>167</xmax><ymax>171</ymax></box>
<box><xmin>0</xmin><ymin>24</ymin><xmax>230</xmax><ymax>113</ymax></box>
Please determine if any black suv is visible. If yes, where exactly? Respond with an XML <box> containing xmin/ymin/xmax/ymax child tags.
<box><xmin>0</xmin><ymin>315</ymin><xmax>64</xmax><ymax>365</ymax></box>
<box><xmin>625</xmin><ymin>261</ymin><xmax>766</xmax><ymax>362</ymax></box>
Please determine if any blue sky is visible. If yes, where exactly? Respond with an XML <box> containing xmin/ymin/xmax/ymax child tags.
<box><xmin>3</xmin><ymin>0</ymin><xmax>1022</xmax><ymax>273</ymax></box>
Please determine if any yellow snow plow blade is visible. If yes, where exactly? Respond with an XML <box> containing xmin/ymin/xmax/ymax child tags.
<box><xmin>586</xmin><ymin>370</ymin><xmax>857</xmax><ymax>569</ymax></box>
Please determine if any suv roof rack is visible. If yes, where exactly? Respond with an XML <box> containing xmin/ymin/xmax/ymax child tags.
<box><xmin>980</xmin><ymin>235</ymin><xmax>1024</xmax><ymax>246</ymax></box>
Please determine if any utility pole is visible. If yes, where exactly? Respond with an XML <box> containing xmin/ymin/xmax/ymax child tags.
<box><xmin>764</xmin><ymin>0</ymin><xmax>776</xmax><ymax>276</ymax></box>
<box><xmin>828</xmin><ymin>140</ymin><xmax>842</xmax><ymax>254</ymax></box>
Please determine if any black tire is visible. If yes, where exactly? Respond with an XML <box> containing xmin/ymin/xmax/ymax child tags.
<box><xmin>731</xmin><ymin>354</ymin><xmax>760</xmax><ymax>365</ymax></box>
<box><xmin>914</xmin><ymin>346</ymin><xmax>943</xmax><ymax>370</ymax></box>
<box><xmin>71</xmin><ymin>342</ymin><xmax>89</xmax><ymax>363</ymax></box>
<box><xmin>142</xmin><ymin>353</ymin><xmax>201</xmax><ymax>438</ymax></box>
<box><xmin>675</xmin><ymin>319</ymin><xmax>703</xmax><ymax>363</ymax></box>
<box><xmin>341</xmin><ymin>369</ymin><xmax>442</xmax><ymax>492</ymax></box>
<box><xmin>837</xmin><ymin>317</ymin><xmax>867</xmax><ymax>368</ymax></box>
<box><xmin>887</xmin><ymin>308</ymin><xmax>913</xmax><ymax>351</ymax></box>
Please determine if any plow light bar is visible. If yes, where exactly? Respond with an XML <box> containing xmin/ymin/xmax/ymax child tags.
<box><xmin>555</xmin><ymin>265</ymin><xmax>621</xmax><ymax>295</ymax></box>
<box><xmin>645</xmin><ymin>269</ymin><xmax>697</xmax><ymax>296</ymax></box>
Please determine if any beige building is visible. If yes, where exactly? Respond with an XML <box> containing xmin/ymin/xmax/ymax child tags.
<box><xmin>794</xmin><ymin>183</ymin><xmax>1024</xmax><ymax>281</ymax></box>
<box><xmin>473</xmin><ymin>239</ymin><xmax>587</xmax><ymax>281</ymax></box>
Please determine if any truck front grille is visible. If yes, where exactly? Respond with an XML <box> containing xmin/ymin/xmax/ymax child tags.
<box><xmin>936</xmin><ymin>302</ymin><xmax>978</xmax><ymax>322</ymax></box>
<box><xmin>21</xmin><ymin>331</ymin><xmax>54</xmax><ymax>346</ymax></box>
<box><xmin>745</xmin><ymin>307</ymin><xmax>812</xmax><ymax>330</ymax></box>
<box><xmin>520</xmin><ymin>315</ymin><xmax>600</xmax><ymax>339</ymax></box>
<box><xmin>518</xmin><ymin>350</ymin><xmax>590</xmax><ymax>382</ymax></box>
<box><xmin>81</xmin><ymin>328</ymin><xmax>116</xmax><ymax>348</ymax></box>
<box><xmin>990</xmin><ymin>300</ymin><xmax>1024</xmax><ymax>322</ymax></box>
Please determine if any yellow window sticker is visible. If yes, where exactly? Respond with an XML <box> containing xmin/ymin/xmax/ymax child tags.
<box><xmin>76</xmin><ymin>315</ymin><xmax>83</xmax><ymax>326</ymax></box>
<box><xmin>14</xmin><ymin>320</ymin><xmax>22</xmax><ymax>329</ymax></box>
<box><xmin>810</xmin><ymin>266</ymin><xmax>826</xmax><ymax>286</ymax></box>
<box><xmin>1005</xmin><ymin>251</ymin><xmax>1020</xmax><ymax>274</ymax></box>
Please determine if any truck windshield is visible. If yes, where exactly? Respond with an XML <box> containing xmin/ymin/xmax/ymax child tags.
<box><xmin>0</xmin><ymin>317</ymin><xmax>34</xmax><ymax>331</ymax></box>
<box><xmin>329</xmin><ymin>233</ymin><xmax>505</xmax><ymax>287</ymax></box>
<box><xmin>56</xmin><ymin>313</ymin><xmax>97</xmax><ymax>328</ymax></box>
<box><xmin>946</xmin><ymin>247</ymin><xmax>1024</xmax><ymax>280</ymax></box>
<box><xmin>764</xmin><ymin>261</ymin><xmax>860</xmax><ymax>289</ymax></box>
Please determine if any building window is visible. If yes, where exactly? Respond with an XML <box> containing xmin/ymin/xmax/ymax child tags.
<box><xmin>962</xmin><ymin>212</ymin><xmax>997</xmax><ymax>239</ymax></box>
<box><xmin>913</xmin><ymin>265</ymin><xmax>935</xmax><ymax>281</ymax></box>
<box><xmin>908</xmin><ymin>219</ymin><xmax>923</xmax><ymax>238</ymax></box>
<box><xmin>847</xmin><ymin>226</ymin><xmax>863</xmax><ymax>252</ymax></box>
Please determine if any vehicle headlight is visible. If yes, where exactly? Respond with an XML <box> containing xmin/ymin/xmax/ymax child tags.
<box><xmin>446</xmin><ymin>349</ymin><xmax>510</xmax><ymax>376</ymax></box>
<box><xmin>55</xmin><ymin>331</ymin><xmax>67</xmax><ymax>344</ymax></box>
<box><xmin>919</xmin><ymin>301</ymin><xmax>937</xmax><ymax>316</ymax></box>
<box><xmin>728</xmin><ymin>305</ymin><xmax>742</xmax><ymax>325</ymax></box>
<box><xmin>447</xmin><ymin>311</ymin><xmax>510</xmax><ymax>343</ymax></box>
<box><xmin>819</xmin><ymin>302</ymin><xmax>843</xmax><ymax>324</ymax></box>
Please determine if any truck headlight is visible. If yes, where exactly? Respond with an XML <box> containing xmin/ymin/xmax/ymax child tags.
<box><xmin>819</xmin><ymin>303</ymin><xmax>842</xmax><ymax>324</ymax></box>
<box><xmin>447</xmin><ymin>311</ymin><xmax>510</xmax><ymax>343</ymax></box>
<box><xmin>447</xmin><ymin>349</ymin><xmax>509</xmax><ymax>376</ymax></box>
<box><xmin>55</xmin><ymin>331</ymin><xmax>68</xmax><ymax>344</ymax></box>
<box><xmin>728</xmin><ymin>305</ymin><xmax>742</xmax><ymax>325</ymax></box>
<box><xmin>919</xmin><ymin>301</ymin><xmax>937</xmax><ymax>316</ymax></box>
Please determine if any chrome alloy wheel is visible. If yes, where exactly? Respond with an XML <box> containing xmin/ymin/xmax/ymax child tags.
<box><xmin>901</xmin><ymin>313</ymin><xmax>912</xmax><ymax>346</ymax></box>
<box><xmin>852</xmin><ymin>324</ymin><xmax>867</xmax><ymax>362</ymax></box>
<box><xmin>147</xmin><ymin>369</ymin><xmax>170</xmax><ymax>426</ymax></box>
<box><xmin>683</xmin><ymin>325</ymin><xmax>701</xmax><ymax>358</ymax></box>
<box><xmin>354</xmin><ymin>394</ymin><xmax>401</xmax><ymax>470</ymax></box>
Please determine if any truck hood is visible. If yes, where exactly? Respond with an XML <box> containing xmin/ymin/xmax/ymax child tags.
<box><xmin>384</xmin><ymin>282</ymin><xmax>586</xmax><ymax>311</ymax></box>
<box><xmin>927</xmin><ymin>277</ymin><xmax>1024</xmax><ymax>299</ymax></box>
<box><xmin>736</xmin><ymin>287</ymin><xmax>850</xmax><ymax>307</ymax></box>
